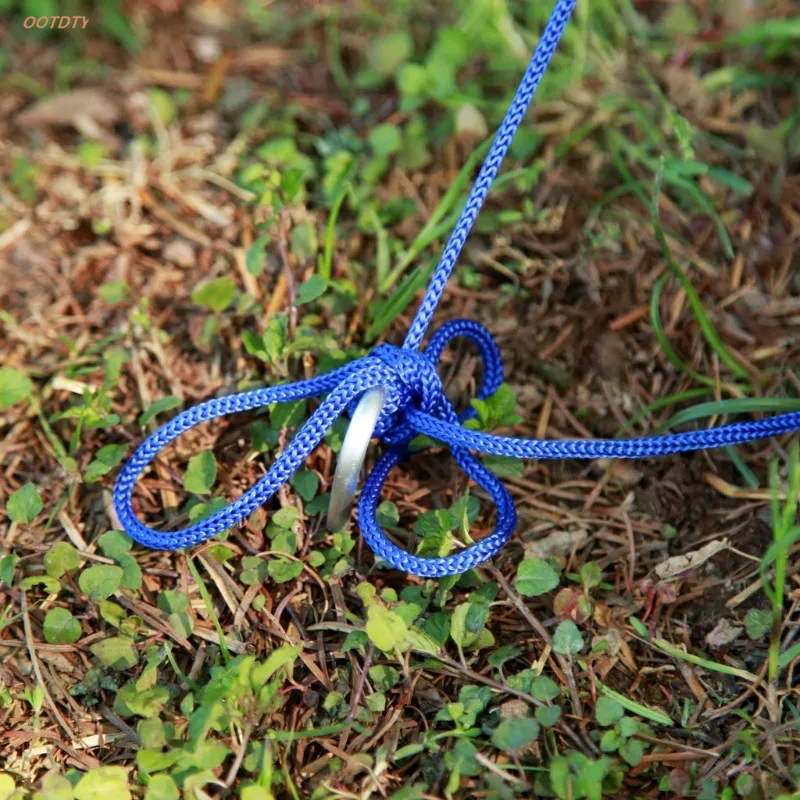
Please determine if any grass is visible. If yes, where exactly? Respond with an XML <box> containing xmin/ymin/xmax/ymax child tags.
<box><xmin>1</xmin><ymin>0</ymin><xmax>800</xmax><ymax>798</ymax></box>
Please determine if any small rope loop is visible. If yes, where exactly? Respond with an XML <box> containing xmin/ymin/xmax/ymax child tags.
<box><xmin>424</xmin><ymin>318</ymin><xmax>505</xmax><ymax>422</ymax></box>
<box><xmin>113</xmin><ymin>365</ymin><xmax>386</xmax><ymax>551</ymax></box>
<box><xmin>357</xmin><ymin>398</ymin><xmax>518</xmax><ymax>577</ymax></box>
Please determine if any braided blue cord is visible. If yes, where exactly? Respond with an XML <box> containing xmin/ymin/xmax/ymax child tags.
<box><xmin>114</xmin><ymin>0</ymin><xmax>800</xmax><ymax>577</ymax></box>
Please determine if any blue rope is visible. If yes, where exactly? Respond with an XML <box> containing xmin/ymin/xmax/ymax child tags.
<box><xmin>114</xmin><ymin>0</ymin><xmax>800</xmax><ymax>577</ymax></box>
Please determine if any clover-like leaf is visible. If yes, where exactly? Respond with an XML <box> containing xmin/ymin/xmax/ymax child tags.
<box><xmin>0</xmin><ymin>368</ymin><xmax>33</xmax><ymax>408</ymax></box>
<box><xmin>515</xmin><ymin>558</ymin><xmax>560</xmax><ymax>597</ymax></box>
<box><xmin>184</xmin><ymin>451</ymin><xmax>216</xmax><ymax>494</ymax></box>
<box><xmin>7</xmin><ymin>483</ymin><xmax>43</xmax><ymax>523</ymax></box>
<box><xmin>366</xmin><ymin>605</ymin><xmax>409</xmax><ymax>652</ymax></box>
<box><xmin>43</xmin><ymin>607</ymin><xmax>82</xmax><ymax>644</ymax></box>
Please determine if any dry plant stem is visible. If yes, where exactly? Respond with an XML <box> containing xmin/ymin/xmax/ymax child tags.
<box><xmin>488</xmin><ymin>565</ymin><xmax>584</xmax><ymax>720</ymax></box>
<box><xmin>224</xmin><ymin>723</ymin><xmax>252</xmax><ymax>789</ymax></box>
<box><xmin>130</xmin><ymin>347</ymin><xmax>178</xmax><ymax>516</ymax></box>
<box><xmin>20</xmin><ymin>590</ymin><xmax>76</xmax><ymax>742</ymax></box>
<box><xmin>347</xmin><ymin>642</ymin><xmax>375</xmax><ymax>721</ymax></box>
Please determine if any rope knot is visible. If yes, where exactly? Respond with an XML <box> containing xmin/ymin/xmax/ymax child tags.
<box><xmin>367</xmin><ymin>344</ymin><xmax>444</xmax><ymax>441</ymax></box>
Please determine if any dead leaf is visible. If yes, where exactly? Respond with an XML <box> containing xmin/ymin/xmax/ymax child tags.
<box><xmin>16</xmin><ymin>89</ymin><xmax>121</xmax><ymax>129</ymax></box>
<box><xmin>163</xmin><ymin>239</ymin><xmax>196</xmax><ymax>268</ymax></box>
<box><xmin>524</xmin><ymin>528</ymin><xmax>587</xmax><ymax>561</ymax></box>
<box><xmin>498</xmin><ymin>699</ymin><xmax>529</xmax><ymax>719</ymax></box>
<box><xmin>705</xmin><ymin>618</ymin><xmax>744</xmax><ymax>648</ymax></box>
<box><xmin>663</xmin><ymin>66</ymin><xmax>711</xmax><ymax>116</ymax></box>
<box><xmin>654</xmin><ymin>538</ymin><xmax>729</xmax><ymax>581</ymax></box>
<box><xmin>592</xmin><ymin>459</ymin><xmax>643</xmax><ymax>487</ymax></box>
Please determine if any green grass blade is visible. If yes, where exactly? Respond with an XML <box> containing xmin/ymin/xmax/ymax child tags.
<box><xmin>661</xmin><ymin>398</ymin><xmax>800</xmax><ymax>431</ymax></box>
<box><xmin>595</xmin><ymin>680</ymin><xmax>673</xmax><ymax>726</ymax></box>
<box><xmin>778</xmin><ymin>641</ymin><xmax>800</xmax><ymax>670</ymax></box>
<box><xmin>650</xmin><ymin>169</ymin><xmax>749</xmax><ymax>381</ymax></box>
<box><xmin>319</xmin><ymin>183</ymin><xmax>351</xmax><ymax>281</ymax></box>
<box><xmin>650</xmin><ymin>273</ymin><xmax>712</xmax><ymax>387</ymax></box>
<box><xmin>380</xmin><ymin>136</ymin><xmax>494</xmax><ymax>291</ymax></box>
<box><xmin>367</xmin><ymin>260</ymin><xmax>437</xmax><ymax>342</ymax></box>
<box><xmin>723</xmin><ymin>19</ymin><xmax>800</xmax><ymax>48</ymax></box>
<box><xmin>187</xmin><ymin>555</ymin><xmax>232</xmax><ymax>664</ymax></box>
<box><xmin>725</xmin><ymin>447</ymin><xmax>760</xmax><ymax>490</ymax></box>
<box><xmin>653</xmin><ymin>638</ymin><xmax>759</xmax><ymax>683</ymax></box>
<box><xmin>615</xmin><ymin>388</ymin><xmax>712</xmax><ymax>436</ymax></box>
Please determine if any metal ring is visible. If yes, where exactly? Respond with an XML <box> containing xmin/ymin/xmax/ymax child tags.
<box><xmin>327</xmin><ymin>387</ymin><xmax>388</xmax><ymax>532</ymax></box>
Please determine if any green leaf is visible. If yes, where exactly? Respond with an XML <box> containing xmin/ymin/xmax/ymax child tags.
<box><xmin>252</xmin><ymin>645</ymin><xmax>302</xmax><ymax>687</ymax></box>
<box><xmin>43</xmin><ymin>607</ymin><xmax>81</xmax><ymax>644</ymax></box>
<box><xmin>535</xmin><ymin>704</ymin><xmax>562</xmax><ymax>727</ymax></box>
<box><xmin>6</xmin><ymin>483</ymin><xmax>43</xmax><ymax>523</ymax></box>
<box><xmin>342</xmin><ymin>630</ymin><xmax>368</xmax><ymax>653</ymax></box>
<box><xmin>144</xmin><ymin>774</ymin><xmax>179</xmax><ymax>800</ymax></box>
<box><xmin>44</xmin><ymin>542</ymin><xmax>81</xmax><ymax>578</ymax></box>
<box><xmin>139</xmin><ymin>396</ymin><xmax>182</xmax><ymax>426</ymax></box>
<box><xmin>595</xmin><ymin>697</ymin><xmax>624</xmax><ymax>726</ymax></box>
<box><xmin>291</xmin><ymin>469</ymin><xmax>319</xmax><ymax>502</ymax></box>
<box><xmin>580</xmin><ymin>562</ymin><xmax>602</xmax><ymax>589</ymax></box>
<box><xmin>119</xmin><ymin>555</ymin><xmax>143</xmax><ymax>591</ymax></box>
<box><xmin>184</xmin><ymin>451</ymin><xmax>217</xmax><ymax>494</ymax></box>
<box><xmin>240</xmin><ymin>787</ymin><xmax>275</xmax><ymax>800</ymax></box>
<box><xmin>272</xmin><ymin>506</ymin><xmax>299</xmax><ymax>528</ymax></box>
<box><xmin>744</xmin><ymin>608</ymin><xmax>771</xmax><ymax>640</ymax></box>
<box><xmin>553</xmin><ymin>620</ymin><xmax>584</xmax><ymax>656</ymax></box>
<box><xmin>246</xmin><ymin>234</ymin><xmax>271</xmax><ymax>277</ymax></box>
<box><xmin>188</xmin><ymin>496</ymin><xmax>227</xmax><ymax>524</ymax></box>
<box><xmin>20</xmin><ymin>575</ymin><xmax>61</xmax><ymax>594</ymax></box>
<box><xmin>366</xmin><ymin>30</ymin><xmax>413</xmax><ymax>77</ymax></box>
<box><xmin>0</xmin><ymin>368</ymin><xmax>33</xmax><ymax>408</ymax></box>
<box><xmin>31</xmin><ymin>773</ymin><xmax>73</xmax><ymax>800</ymax></box>
<box><xmin>74</xmin><ymin>767</ymin><xmax>131</xmax><ymax>800</ymax></box>
<box><xmin>100</xmin><ymin>4</ymin><xmax>140</xmax><ymax>51</ymax></box>
<box><xmin>531</xmin><ymin>675</ymin><xmax>560</xmax><ymax>702</ymax></box>
<box><xmin>90</xmin><ymin>636</ymin><xmax>139</xmax><ymax>671</ymax></box>
<box><xmin>78</xmin><ymin>141</ymin><xmax>106</xmax><ymax>168</ymax></box>
<box><xmin>366</xmin><ymin>605</ymin><xmax>409</xmax><ymax>652</ymax></box>
<box><xmin>486</xmin><ymin>644</ymin><xmax>522</xmax><ymax>669</ymax></box>
<box><xmin>491</xmin><ymin>717</ymin><xmax>539</xmax><ymax>753</ymax></box>
<box><xmin>149</xmin><ymin>88</ymin><xmax>176</xmax><ymax>125</ymax></box>
<box><xmin>1</xmin><ymin>553</ymin><xmax>19</xmax><ymax>587</ymax></box>
<box><xmin>85</xmin><ymin>444</ymin><xmax>129</xmax><ymax>482</ymax></box>
<box><xmin>267</xmin><ymin>557</ymin><xmax>303</xmax><ymax>583</ymax></box>
<box><xmin>0</xmin><ymin>774</ymin><xmax>16</xmax><ymax>800</ymax></box>
<box><xmin>397</xmin><ymin>63</ymin><xmax>428</xmax><ymax>97</ymax></box>
<box><xmin>98</xmin><ymin>530</ymin><xmax>133</xmax><ymax>560</ymax></box>
<box><xmin>295</xmin><ymin>274</ymin><xmax>327</xmax><ymax>305</ymax></box>
<box><xmin>449</xmin><ymin>602</ymin><xmax>470</xmax><ymax>648</ymax></box>
<box><xmin>290</xmin><ymin>222</ymin><xmax>318</xmax><ymax>262</ymax></box>
<box><xmin>98</xmin><ymin>281</ymin><xmax>129</xmax><ymax>304</ymax></box>
<box><xmin>515</xmin><ymin>558</ymin><xmax>560</xmax><ymax>596</ymax></box>
<box><xmin>406</xmin><ymin>626</ymin><xmax>442</xmax><ymax>656</ymax></box>
<box><xmin>600</xmin><ymin>728</ymin><xmax>622</xmax><ymax>753</ymax></box>
<box><xmin>271</xmin><ymin>399</ymin><xmax>307</xmax><ymax>429</ymax></box>
<box><xmin>628</xmin><ymin>615</ymin><xmax>650</xmax><ymax>638</ymax></box>
<box><xmin>79</xmin><ymin>565</ymin><xmax>124</xmax><ymax>602</ymax></box>
<box><xmin>619</xmin><ymin>737</ymin><xmax>645</xmax><ymax>766</ymax></box>
<box><xmin>192</xmin><ymin>276</ymin><xmax>236</xmax><ymax>312</ymax></box>
<box><xmin>368</xmin><ymin>124</ymin><xmax>403</xmax><ymax>157</ymax></box>
<box><xmin>482</xmin><ymin>455</ymin><xmax>524</xmax><ymax>478</ymax></box>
